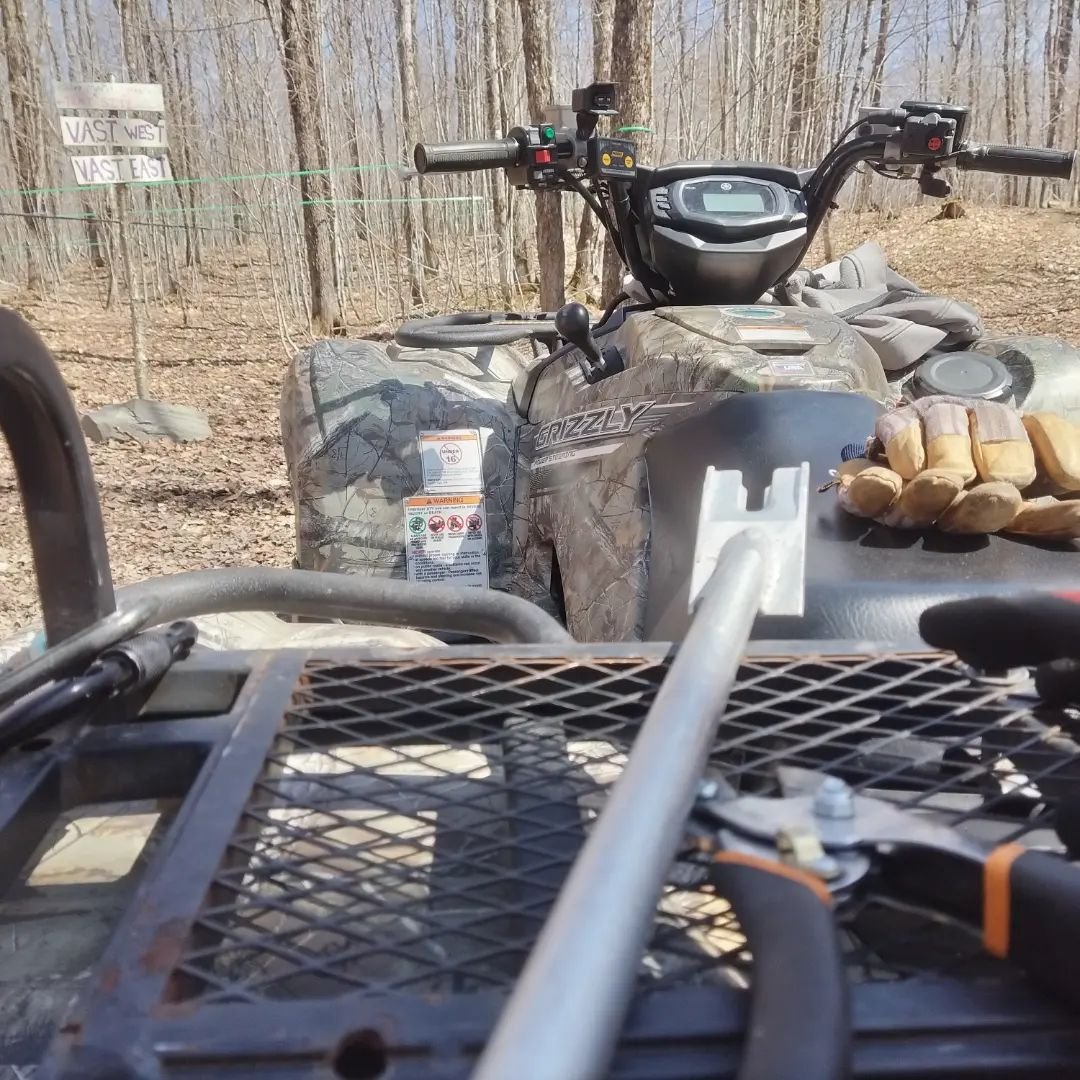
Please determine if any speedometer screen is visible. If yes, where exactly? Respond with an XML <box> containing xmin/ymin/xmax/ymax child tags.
<box><xmin>702</xmin><ymin>190</ymin><xmax>767</xmax><ymax>213</ymax></box>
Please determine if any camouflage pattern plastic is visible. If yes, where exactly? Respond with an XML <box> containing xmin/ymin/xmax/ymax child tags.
<box><xmin>975</xmin><ymin>335</ymin><xmax>1080</xmax><ymax>421</ymax></box>
<box><xmin>281</xmin><ymin>339</ymin><xmax>524</xmax><ymax>589</ymax></box>
<box><xmin>515</xmin><ymin>304</ymin><xmax>895</xmax><ymax>638</ymax></box>
<box><xmin>524</xmin><ymin>305</ymin><xmax>895</xmax><ymax>422</ymax></box>
<box><xmin>282</xmin><ymin>306</ymin><xmax>1080</xmax><ymax>645</ymax></box>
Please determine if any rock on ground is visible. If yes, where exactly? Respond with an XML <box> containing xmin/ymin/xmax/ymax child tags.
<box><xmin>81</xmin><ymin>399</ymin><xmax>211</xmax><ymax>444</ymax></box>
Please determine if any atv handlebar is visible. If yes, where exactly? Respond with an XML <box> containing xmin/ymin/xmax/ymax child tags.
<box><xmin>415</xmin><ymin>137</ymin><xmax>522</xmax><ymax>174</ymax></box>
<box><xmin>955</xmin><ymin>143</ymin><xmax>1077</xmax><ymax>180</ymax></box>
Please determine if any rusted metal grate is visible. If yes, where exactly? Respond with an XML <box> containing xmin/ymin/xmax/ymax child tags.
<box><xmin>171</xmin><ymin>652</ymin><xmax>1079</xmax><ymax>1004</ymax></box>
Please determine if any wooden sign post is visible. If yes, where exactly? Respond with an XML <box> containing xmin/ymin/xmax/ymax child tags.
<box><xmin>56</xmin><ymin>81</ymin><xmax>169</xmax><ymax>400</ymax></box>
<box><xmin>56</xmin><ymin>81</ymin><xmax>209</xmax><ymax>442</ymax></box>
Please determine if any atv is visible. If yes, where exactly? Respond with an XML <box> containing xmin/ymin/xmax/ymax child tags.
<box><xmin>283</xmin><ymin>85</ymin><xmax>1079</xmax><ymax>644</ymax></box>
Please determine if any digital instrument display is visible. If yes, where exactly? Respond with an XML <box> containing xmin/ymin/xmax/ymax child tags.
<box><xmin>701</xmin><ymin>190</ymin><xmax>768</xmax><ymax>213</ymax></box>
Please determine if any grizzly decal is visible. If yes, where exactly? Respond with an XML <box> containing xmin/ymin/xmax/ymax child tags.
<box><xmin>534</xmin><ymin>400</ymin><xmax>655</xmax><ymax>451</ymax></box>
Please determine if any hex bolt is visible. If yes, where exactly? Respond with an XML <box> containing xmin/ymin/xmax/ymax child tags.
<box><xmin>698</xmin><ymin>778</ymin><xmax>720</xmax><ymax>801</ymax></box>
<box><xmin>813</xmin><ymin>775</ymin><xmax>855</xmax><ymax>819</ymax></box>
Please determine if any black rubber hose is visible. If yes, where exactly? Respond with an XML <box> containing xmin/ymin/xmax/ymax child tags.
<box><xmin>0</xmin><ymin>308</ymin><xmax>116</xmax><ymax>643</ymax></box>
<box><xmin>0</xmin><ymin>663</ymin><xmax>123</xmax><ymax>753</ymax></box>
<box><xmin>711</xmin><ymin>854</ymin><xmax>851</xmax><ymax>1080</ymax></box>
<box><xmin>115</xmin><ymin>568</ymin><xmax>573</xmax><ymax>645</ymax></box>
<box><xmin>0</xmin><ymin>602</ymin><xmax>158</xmax><ymax>711</ymax></box>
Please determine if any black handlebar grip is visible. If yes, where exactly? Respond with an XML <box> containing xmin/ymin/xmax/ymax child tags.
<box><xmin>984</xmin><ymin>844</ymin><xmax>1080</xmax><ymax>1012</ymax></box>
<box><xmin>414</xmin><ymin>137</ymin><xmax>522</xmax><ymax>174</ymax></box>
<box><xmin>957</xmin><ymin>143</ymin><xmax>1077</xmax><ymax>180</ymax></box>
<box><xmin>919</xmin><ymin>594</ymin><xmax>1080</xmax><ymax>670</ymax></box>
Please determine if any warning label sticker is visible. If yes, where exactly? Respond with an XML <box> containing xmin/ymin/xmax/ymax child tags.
<box><xmin>419</xmin><ymin>429</ymin><xmax>484</xmax><ymax>493</ymax></box>
<box><xmin>767</xmin><ymin>357</ymin><xmax>815</xmax><ymax>376</ymax></box>
<box><xmin>404</xmin><ymin>495</ymin><xmax>489</xmax><ymax>589</ymax></box>
<box><xmin>735</xmin><ymin>324</ymin><xmax>815</xmax><ymax>345</ymax></box>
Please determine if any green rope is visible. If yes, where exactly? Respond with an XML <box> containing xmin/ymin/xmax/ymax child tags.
<box><xmin>0</xmin><ymin>161</ymin><xmax>398</xmax><ymax>200</ymax></box>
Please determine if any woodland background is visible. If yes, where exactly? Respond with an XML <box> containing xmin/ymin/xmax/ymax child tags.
<box><xmin>0</xmin><ymin>0</ymin><xmax>1079</xmax><ymax>630</ymax></box>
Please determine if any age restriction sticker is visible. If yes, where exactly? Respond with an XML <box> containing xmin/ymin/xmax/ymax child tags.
<box><xmin>419</xmin><ymin>429</ymin><xmax>484</xmax><ymax>493</ymax></box>
<box><xmin>404</xmin><ymin>495</ymin><xmax>489</xmax><ymax>588</ymax></box>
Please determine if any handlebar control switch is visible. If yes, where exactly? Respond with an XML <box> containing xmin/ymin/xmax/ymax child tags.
<box><xmin>900</xmin><ymin>112</ymin><xmax>957</xmax><ymax>161</ymax></box>
<box><xmin>587</xmin><ymin>137</ymin><xmax>637</xmax><ymax>180</ymax></box>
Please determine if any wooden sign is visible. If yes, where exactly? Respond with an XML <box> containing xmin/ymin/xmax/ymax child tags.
<box><xmin>69</xmin><ymin>153</ymin><xmax>173</xmax><ymax>186</ymax></box>
<box><xmin>61</xmin><ymin>115</ymin><xmax>167</xmax><ymax>148</ymax></box>
<box><xmin>55</xmin><ymin>82</ymin><xmax>165</xmax><ymax>113</ymax></box>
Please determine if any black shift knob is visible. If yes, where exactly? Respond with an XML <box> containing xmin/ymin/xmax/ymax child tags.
<box><xmin>554</xmin><ymin>302</ymin><xmax>600</xmax><ymax>362</ymax></box>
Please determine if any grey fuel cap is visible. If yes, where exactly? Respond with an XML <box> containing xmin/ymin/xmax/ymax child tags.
<box><xmin>913</xmin><ymin>351</ymin><xmax>1013</xmax><ymax>402</ymax></box>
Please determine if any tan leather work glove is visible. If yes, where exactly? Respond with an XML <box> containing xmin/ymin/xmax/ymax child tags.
<box><xmin>835</xmin><ymin>396</ymin><xmax>1080</xmax><ymax>539</ymax></box>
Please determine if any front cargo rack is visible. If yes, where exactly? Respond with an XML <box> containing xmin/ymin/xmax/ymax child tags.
<box><xmin>4</xmin><ymin>641</ymin><xmax>1080</xmax><ymax>1079</ymax></box>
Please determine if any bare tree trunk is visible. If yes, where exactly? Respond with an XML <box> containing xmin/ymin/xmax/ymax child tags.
<box><xmin>0</xmin><ymin>0</ymin><xmax>49</xmax><ymax>292</ymax></box>
<box><xmin>414</xmin><ymin>6</ymin><xmax>439</xmax><ymax>273</ymax></box>
<box><xmin>868</xmin><ymin>0</ymin><xmax>891</xmax><ymax>108</ymax></box>
<box><xmin>165</xmin><ymin>0</ymin><xmax>201</xmax><ymax>266</ymax></box>
<box><xmin>517</xmin><ymin>0</ymin><xmax>565</xmax><ymax>310</ymax></box>
<box><xmin>602</xmin><ymin>0</ymin><xmax>655</xmax><ymax>303</ymax></box>
<box><xmin>115</xmin><ymin>0</ymin><xmax>155</xmax><ymax>394</ymax></box>
<box><xmin>1043</xmin><ymin>0</ymin><xmax>1077</xmax><ymax>204</ymax></box>
<box><xmin>569</xmin><ymin>0</ymin><xmax>613</xmax><ymax>298</ymax></box>
<box><xmin>854</xmin><ymin>0</ymin><xmax>891</xmax><ymax>211</ymax></box>
<box><xmin>845</xmin><ymin>0</ymin><xmax>874</xmax><ymax>125</ymax></box>
<box><xmin>395</xmin><ymin>0</ymin><xmax>425</xmax><ymax>305</ymax></box>
<box><xmin>1002</xmin><ymin>0</ymin><xmax>1018</xmax><ymax>204</ymax></box>
<box><xmin>272</xmin><ymin>0</ymin><xmax>344</xmax><ymax>333</ymax></box>
<box><xmin>1046</xmin><ymin>0</ymin><xmax>1077</xmax><ymax>149</ymax></box>
<box><xmin>786</xmin><ymin>0</ymin><xmax>822</xmax><ymax>166</ymax></box>
<box><xmin>340</xmin><ymin>2</ymin><xmax>368</xmax><ymax>242</ymax></box>
<box><xmin>482</xmin><ymin>0</ymin><xmax>512</xmax><ymax>301</ymax></box>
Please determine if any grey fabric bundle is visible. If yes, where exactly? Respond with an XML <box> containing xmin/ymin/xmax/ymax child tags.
<box><xmin>780</xmin><ymin>241</ymin><xmax>983</xmax><ymax>371</ymax></box>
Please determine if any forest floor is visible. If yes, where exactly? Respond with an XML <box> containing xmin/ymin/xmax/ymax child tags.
<box><xmin>2</xmin><ymin>204</ymin><xmax>1079</xmax><ymax>635</ymax></box>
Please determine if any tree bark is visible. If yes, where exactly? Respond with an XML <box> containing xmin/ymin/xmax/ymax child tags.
<box><xmin>0</xmin><ymin>0</ymin><xmax>49</xmax><ymax>291</ymax></box>
<box><xmin>569</xmin><ymin>0</ymin><xmax>614</xmax><ymax>298</ymax></box>
<box><xmin>496</xmin><ymin>0</ymin><xmax>534</xmax><ymax>284</ymax></box>
<box><xmin>786</xmin><ymin>0</ymin><xmax>822</xmax><ymax>166</ymax></box>
<box><xmin>1002</xmin><ymin>0</ymin><xmax>1018</xmax><ymax>204</ymax></box>
<box><xmin>482</xmin><ymin>0</ymin><xmax>512</xmax><ymax>300</ymax></box>
<box><xmin>273</xmin><ymin>0</ymin><xmax>344</xmax><ymax>333</ymax></box>
<box><xmin>517</xmin><ymin>0</ymin><xmax>565</xmax><ymax>310</ymax></box>
<box><xmin>1046</xmin><ymin>0</ymin><xmax>1077</xmax><ymax>149</ymax></box>
<box><xmin>395</xmin><ymin>0</ymin><xmax>425</xmax><ymax>305</ymax></box>
<box><xmin>602</xmin><ymin>0</ymin><xmax>655</xmax><ymax>304</ymax></box>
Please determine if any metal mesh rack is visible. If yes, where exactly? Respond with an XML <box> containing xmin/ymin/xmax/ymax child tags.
<box><xmin>7</xmin><ymin>644</ymin><xmax>1080</xmax><ymax>1079</ymax></box>
<box><xmin>171</xmin><ymin>651</ymin><xmax>1075</xmax><ymax>1005</ymax></box>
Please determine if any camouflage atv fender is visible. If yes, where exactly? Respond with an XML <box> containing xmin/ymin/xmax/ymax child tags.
<box><xmin>518</xmin><ymin>305</ymin><xmax>894</xmax><ymax>640</ymax></box>
<box><xmin>281</xmin><ymin>339</ymin><xmax>523</xmax><ymax>590</ymax></box>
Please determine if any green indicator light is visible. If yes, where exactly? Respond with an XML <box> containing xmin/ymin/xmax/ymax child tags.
<box><xmin>543</xmin><ymin>126</ymin><xmax>555</xmax><ymax>140</ymax></box>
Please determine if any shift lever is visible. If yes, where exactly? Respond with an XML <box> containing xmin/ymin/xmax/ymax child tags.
<box><xmin>553</xmin><ymin>302</ymin><xmax>624</xmax><ymax>382</ymax></box>
<box><xmin>554</xmin><ymin>303</ymin><xmax>602</xmax><ymax>367</ymax></box>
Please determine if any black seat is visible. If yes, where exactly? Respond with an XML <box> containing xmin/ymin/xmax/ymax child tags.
<box><xmin>643</xmin><ymin>391</ymin><xmax>1078</xmax><ymax>644</ymax></box>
